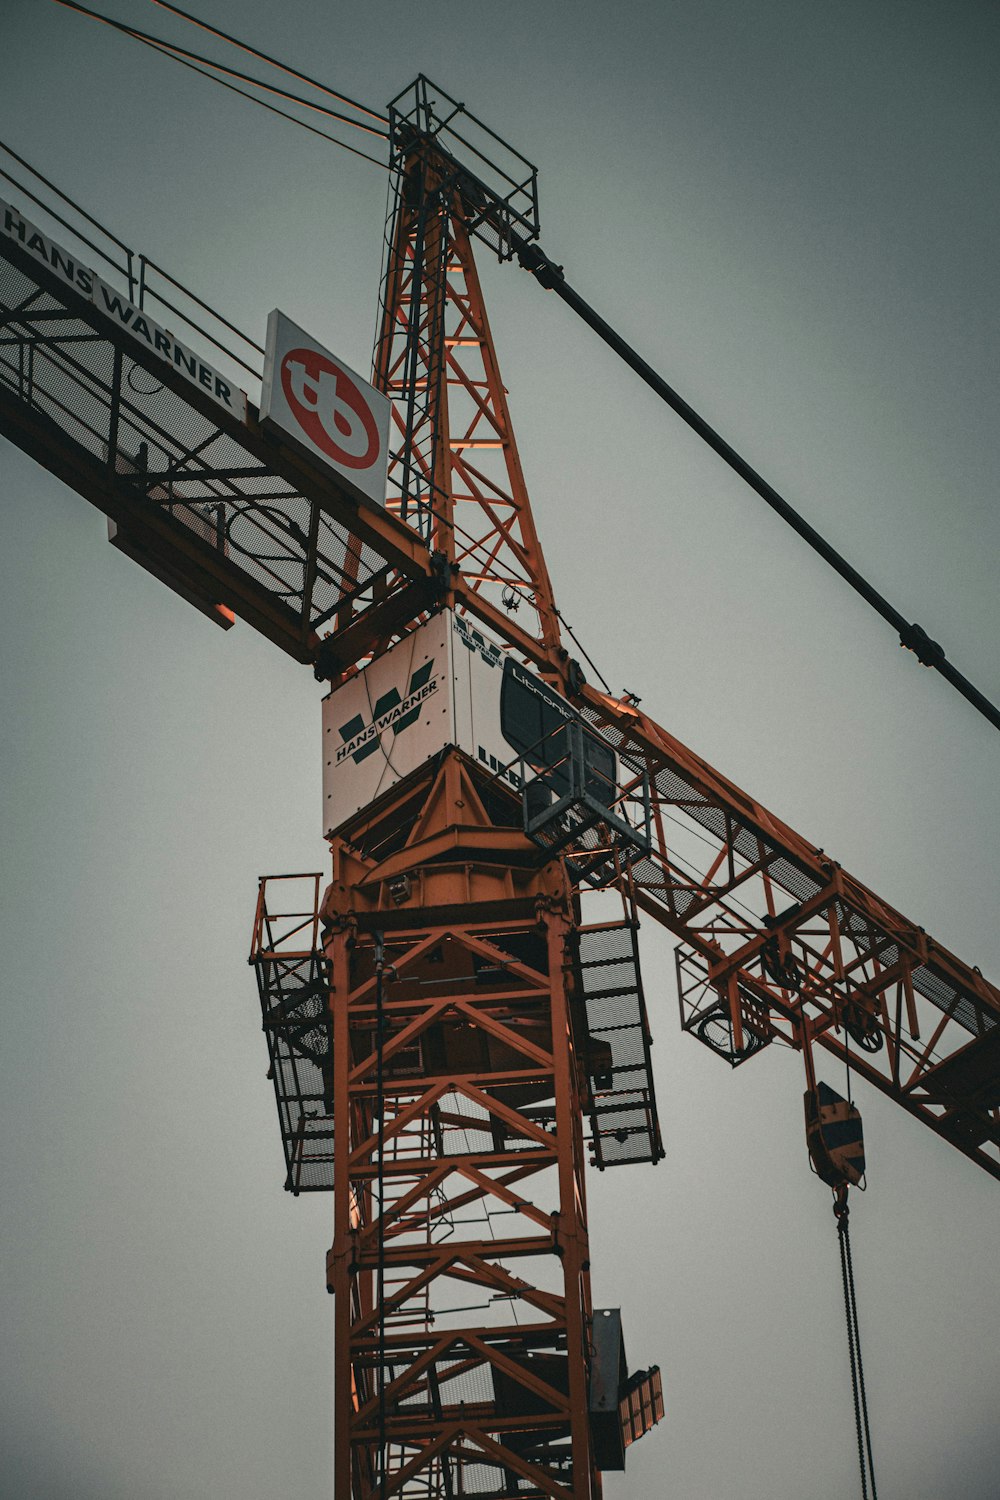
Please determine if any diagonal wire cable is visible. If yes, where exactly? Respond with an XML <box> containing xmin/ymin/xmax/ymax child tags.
<box><xmin>133</xmin><ymin>31</ymin><xmax>388</xmax><ymax>170</ymax></box>
<box><xmin>555</xmin><ymin>607</ymin><xmax>613</xmax><ymax>693</ymax></box>
<box><xmin>52</xmin><ymin>1</ymin><xmax>389</xmax><ymax>138</ymax></box>
<box><xmin>148</xmin><ymin>0</ymin><xmax>388</xmax><ymax>124</ymax></box>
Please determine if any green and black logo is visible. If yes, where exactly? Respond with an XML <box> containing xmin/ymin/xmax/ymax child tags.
<box><xmin>336</xmin><ymin>660</ymin><xmax>438</xmax><ymax>766</ymax></box>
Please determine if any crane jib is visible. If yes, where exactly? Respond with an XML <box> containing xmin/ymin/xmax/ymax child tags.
<box><xmin>0</xmin><ymin>198</ymin><xmax>247</xmax><ymax>422</ymax></box>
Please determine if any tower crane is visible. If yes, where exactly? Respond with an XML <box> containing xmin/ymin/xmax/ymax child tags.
<box><xmin>1</xmin><ymin>12</ymin><xmax>998</xmax><ymax>1500</ymax></box>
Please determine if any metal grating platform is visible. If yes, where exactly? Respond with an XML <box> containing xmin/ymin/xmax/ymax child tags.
<box><xmin>573</xmin><ymin>921</ymin><xmax>664</xmax><ymax>1168</ymax></box>
<box><xmin>250</xmin><ymin>875</ymin><xmax>334</xmax><ymax>1193</ymax></box>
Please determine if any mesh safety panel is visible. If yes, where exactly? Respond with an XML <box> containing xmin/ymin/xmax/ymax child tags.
<box><xmin>575</xmin><ymin>922</ymin><xmax>663</xmax><ymax>1168</ymax></box>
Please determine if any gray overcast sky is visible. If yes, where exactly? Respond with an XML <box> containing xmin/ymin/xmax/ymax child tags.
<box><xmin>1</xmin><ymin>3</ymin><xmax>998</xmax><ymax>1498</ymax></box>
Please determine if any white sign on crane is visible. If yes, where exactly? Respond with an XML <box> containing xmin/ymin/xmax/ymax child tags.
<box><xmin>322</xmin><ymin>609</ymin><xmax>619</xmax><ymax>834</ymax></box>
<box><xmin>259</xmin><ymin>309</ymin><xmax>391</xmax><ymax>508</ymax></box>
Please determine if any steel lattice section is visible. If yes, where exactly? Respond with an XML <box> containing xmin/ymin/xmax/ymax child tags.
<box><xmin>578</xmin><ymin>687</ymin><xmax>1000</xmax><ymax>1177</ymax></box>
<box><xmin>324</xmin><ymin>912</ymin><xmax>597</xmax><ymax>1499</ymax></box>
<box><xmin>374</xmin><ymin>150</ymin><xmax>563</xmax><ymax>660</ymax></box>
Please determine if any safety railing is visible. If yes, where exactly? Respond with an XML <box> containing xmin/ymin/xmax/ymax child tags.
<box><xmin>518</xmin><ymin>718</ymin><xmax>652</xmax><ymax>884</ymax></box>
<box><xmin>250</xmin><ymin>874</ymin><xmax>333</xmax><ymax>1193</ymax></box>
<box><xmin>0</xmin><ymin>138</ymin><xmax>263</xmax><ymax>399</ymax></box>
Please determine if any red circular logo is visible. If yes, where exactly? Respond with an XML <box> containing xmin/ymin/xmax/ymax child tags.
<box><xmin>279</xmin><ymin>348</ymin><xmax>380</xmax><ymax>470</ymax></box>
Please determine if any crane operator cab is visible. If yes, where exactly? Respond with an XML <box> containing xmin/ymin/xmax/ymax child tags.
<box><xmin>321</xmin><ymin>606</ymin><xmax>651</xmax><ymax>881</ymax></box>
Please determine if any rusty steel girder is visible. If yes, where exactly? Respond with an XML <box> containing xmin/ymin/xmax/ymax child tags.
<box><xmin>373</xmin><ymin>142</ymin><xmax>565</xmax><ymax>673</ymax></box>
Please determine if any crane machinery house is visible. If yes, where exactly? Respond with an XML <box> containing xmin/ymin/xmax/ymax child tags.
<box><xmin>323</xmin><ymin>609</ymin><xmax>638</xmax><ymax>856</ymax></box>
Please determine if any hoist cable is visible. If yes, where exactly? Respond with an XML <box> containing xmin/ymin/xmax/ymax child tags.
<box><xmin>53</xmin><ymin>2</ymin><xmax>389</xmax><ymax>139</ymax></box>
<box><xmin>374</xmin><ymin>934</ymin><xmax>388</xmax><ymax>1498</ymax></box>
<box><xmin>513</xmin><ymin>239</ymin><xmax>1000</xmax><ymax>735</ymax></box>
<box><xmin>839</xmin><ymin>1219</ymin><xmax>867</xmax><ymax>1500</ymax></box>
<box><xmin>834</xmin><ymin>1196</ymin><xmax>879</xmax><ymax>1500</ymax></box>
<box><xmin>842</xmin><ymin>1209</ymin><xmax>878</xmax><ymax>1495</ymax></box>
<box><xmin>148</xmin><ymin>0</ymin><xmax>388</xmax><ymax>125</ymax></box>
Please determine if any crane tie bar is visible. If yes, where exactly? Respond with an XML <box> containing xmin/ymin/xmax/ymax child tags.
<box><xmin>514</xmin><ymin>237</ymin><xmax>1000</xmax><ymax>735</ymax></box>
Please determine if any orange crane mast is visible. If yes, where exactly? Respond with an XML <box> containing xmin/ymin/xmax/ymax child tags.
<box><xmin>286</xmin><ymin>90</ymin><xmax>665</xmax><ymax>1494</ymax></box>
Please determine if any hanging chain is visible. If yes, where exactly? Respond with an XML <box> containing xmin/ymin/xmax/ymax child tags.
<box><xmin>833</xmin><ymin>1189</ymin><xmax>878</xmax><ymax>1500</ymax></box>
<box><xmin>375</xmin><ymin>932</ymin><xmax>388</xmax><ymax>1498</ymax></box>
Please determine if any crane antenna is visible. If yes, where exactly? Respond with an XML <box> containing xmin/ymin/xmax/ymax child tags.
<box><xmin>52</xmin><ymin>1</ymin><xmax>390</xmax><ymax>140</ymax></box>
<box><xmin>147</xmin><ymin>0</ymin><xmax>388</xmax><ymax>127</ymax></box>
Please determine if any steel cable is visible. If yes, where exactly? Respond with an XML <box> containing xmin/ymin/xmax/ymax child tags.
<box><xmin>129</xmin><ymin>36</ymin><xmax>389</xmax><ymax>171</ymax></box>
<box><xmin>148</xmin><ymin>0</ymin><xmax>388</xmax><ymax>125</ymax></box>
<box><xmin>835</xmin><ymin>1196</ymin><xmax>879</xmax><ymax>1500</ymax></box>
<box><xmin>374</xmin><ymin>933</ymin><xmax>388</xmax><ymax>1498</ymax></box>
<box><xmin>53</xmin><ymin>2</ymin><xmax>389</xmax><ymax>139</ymax></box>
<box><xmin>842</xmin><ymin>1208</ymin><xmax>879</xmax><ymax>1493</ymax></box>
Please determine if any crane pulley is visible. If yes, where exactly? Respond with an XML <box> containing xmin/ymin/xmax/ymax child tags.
<box><xmin>805</xmin><ymin>1082</ymin><xmax>865</xmax><ymax>1192</ymax></box>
